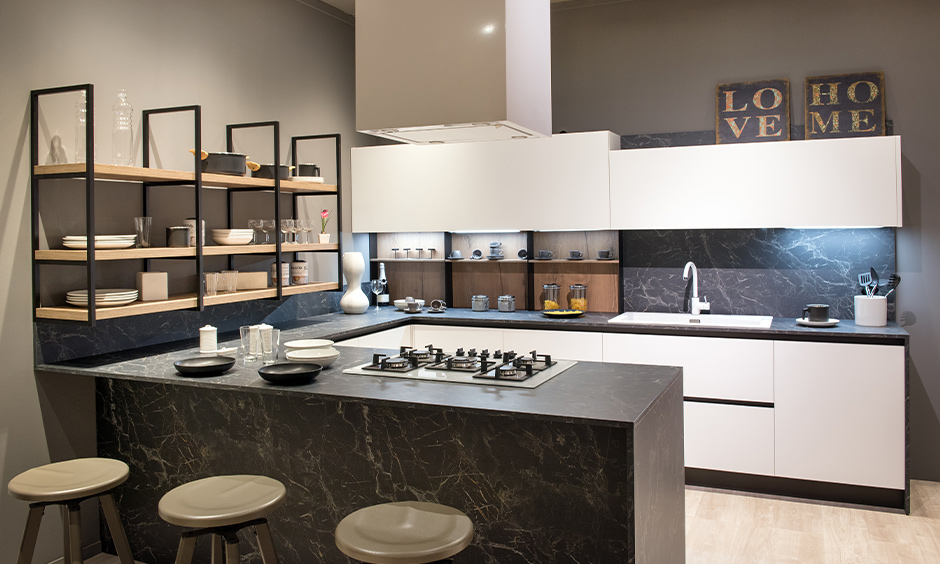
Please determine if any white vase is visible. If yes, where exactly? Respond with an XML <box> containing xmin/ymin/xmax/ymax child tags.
<box><xmin>318</xmin><ymin>233</ymin><xmax>330</xmax><ymax>244</ymax></box>
<box><xmin>340</xmin><ymin>252</ymin><xmax>369</xmax><ymax>314</ymax></box>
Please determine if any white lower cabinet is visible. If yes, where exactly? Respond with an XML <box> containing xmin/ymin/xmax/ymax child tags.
<box><xmin>502</xmin><ymin>329</ymin><xmax>603</xmax><ymax>361</ymax></box>
<box><xmin>684</xmin><ymin>402</ymin><xmax>775</xmax><ymax>476</ymax></box>
<box><xmin>411</xmin><ymin>325</ymin><xmax>504</xmax><ymax>353</ymax></box>
<box><xmin>774</xmin><ymin>341</ymin><xmax>905</xmax><ymax>489</ymax></box>
<box><xmin>336</xmin><ymin>326</ymin><xmax>413</xmax><ymax>349</ymax></box>
<box><xmin>601</xmin><ymin>333</ymin><xmax>773</xmax><ymax>402</ymax></box>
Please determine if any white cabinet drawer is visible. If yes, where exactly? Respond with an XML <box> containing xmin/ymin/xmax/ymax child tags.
<box><xmin>502</xmin><ymin>329</ymin><xmax>603</xmax><ymax>361</ymax></box>
<box><xmin>602</xmin><ymin>334</ymin><xmax>773</xmax><ymax>402</ymax></box>
<box><xmin>353</xmin><ymin>326</ymin><xmax>413</xmax><ymax>350</ymax></box>
<box><xmin>411</xmin><ymin>325</ymin><xmax>503</xmax><ymax>353</ymax></box>
<box><xmin>684</xmin><ymin>402</ymin><xmax>775</xmax><ymax>476</ymax></box>
<box><xmin>774</xmin><ymin>341</ymin><xmax>905</xmax><ymax>489</ymax></box>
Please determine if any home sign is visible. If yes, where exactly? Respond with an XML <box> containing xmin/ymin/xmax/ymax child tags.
<box><xmin>716</xmin><ymin>79</ymin><xmax>791</xmax><ymax>144</ymax></box>
<box><xmin>804</xmin><ymin>72</ymin><xmax>885</xmax><ymax>139</ymax></box>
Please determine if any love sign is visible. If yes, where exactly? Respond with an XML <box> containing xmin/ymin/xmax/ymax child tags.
<box><xmin>716</xmin><ymin>79</ymin><xmax>791</xmax><ymax>144</ymax></box>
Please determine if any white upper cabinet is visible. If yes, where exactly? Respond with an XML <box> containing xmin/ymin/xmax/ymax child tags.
<box><xmin>351</xmin><ymin>131</ymin><xmax>619</xmax><ymax>233</ymax></box>
<box><xmin>609</xmin><ymin>136</ymin><xmax>902</xmax><ymax>229</ymax></box>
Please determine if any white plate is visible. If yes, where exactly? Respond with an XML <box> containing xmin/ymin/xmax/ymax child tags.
<box><xmin>795</xmin><ymin>318</ymin><xmax>840</xmax><ymax>328</ymax></box>
<box><xmin>285</xmin><ymin>347</ymin><xmax>340</xmax><ymax>366</ymax></box>
<box><xmin>289</xmin><ymin>176</ymin><xmax>324</xmax><ymax>183</ymax></box>
<box><xmin>283</xmin><ymin>338</ymin><xmax>334</xmax><ymax>350</ymax></box>
<box><xmin>63</xmin><ymin>234</ymin><xmax>136</xmax><ymax>240</ymax></box>
<box><xmin>63</xmin><ymin>240</ymin><xmax>136</xmax><ymax>249</ymax></box>
<box><xmin>67</xmin><ymin>289</ymin><xmax>138</xmax><ymax>298</ymax></box>
<box><xmin>67</xmin><ymin>297</ymin><xmax>137</xmax><ymax>307</ymax></box>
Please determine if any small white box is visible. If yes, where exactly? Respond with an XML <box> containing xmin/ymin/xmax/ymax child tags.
<box><xmin>237</xmin><ymin>271</ymin><xmax>268</xmax><ymax>291</ymax></box>
<box><xmin>136</xmin><ymin>272</ymin><xmax>168</xmax><ymax>301</ymax></box>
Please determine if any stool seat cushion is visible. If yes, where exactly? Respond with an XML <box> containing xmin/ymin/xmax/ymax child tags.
<box><xmin>8</xmin><ymin>458</ymin><xmax>129</xmax><ymax>502</ymax></box>
<box><xmin>335</xmin><ymin>501</ymin><xmax>473</xmax><ymax>564</ymax></box>
<box><xmin>159</xmin><ymin>475</ymin><xmax>286</xmax><ymax>528</ymax></box>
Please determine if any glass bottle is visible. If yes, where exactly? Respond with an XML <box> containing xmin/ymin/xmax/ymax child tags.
<box><xmin>378</xmin><ymin>262</ymin><xmax>389</xmax><ymax>305</ymax></box>
<box><xmin>112</xmin><ymin>89</ymin><xmax>134</xmax><ymax>166</ymax></box>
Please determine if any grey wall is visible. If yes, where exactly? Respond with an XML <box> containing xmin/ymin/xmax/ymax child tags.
<box><xmin>0</xmin><ymin>1</ymin><xmax>363</xmax><ymax>562</ymax></box>
<box><xmin>551</xmin><ymin>0</ymin><xmax>940</xmax><ymax>480</ymax></box>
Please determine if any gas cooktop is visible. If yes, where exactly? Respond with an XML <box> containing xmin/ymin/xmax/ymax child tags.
<box><xmin>343</xmin><ymin>345</ymin><xmax>576</xmax><ymax>389</ymax></box>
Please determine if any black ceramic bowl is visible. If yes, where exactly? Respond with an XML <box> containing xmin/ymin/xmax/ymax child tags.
<box><xmin>258</xmin><ymin>362</ymin><xmax>322</xmax><ymax>386</ymax></box>
<box><xmin>174</xmin><ymin>356</ymin><xmax>236</xmax><ymax>377</ymax></box>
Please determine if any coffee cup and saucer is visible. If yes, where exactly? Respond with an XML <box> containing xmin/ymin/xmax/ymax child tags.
<box><xmin>567</xmin><ymin>250</ymin><xmax>583</xmax><ymax>260</ymax></box>
<box><xmin>796</xmin><ymin>303</ymin><xmax>839</xmax><ymax>327</ymax></box>
<box><xmin>448</xmin><ymin>250</ymin><xmax>464</xmax><ymax>260</ymax></box>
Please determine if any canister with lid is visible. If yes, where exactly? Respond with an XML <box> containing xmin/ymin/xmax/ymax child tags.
<box><xmin>290</xmin><ymin>260</ymin><xmax>308</xmax><ymax>285</ymax></box>
<box><xmin>542</xmin><ymin>283</ymin><xmax>560</xmax><ymax>310</ymax></box>
<box><xmin>498</xmin><ymin>295</ymin><xmax>515</xmax><ymax>312</ymax></box>
<box><xmin>270</xmin><ymin>262</ymin><xmax>290</xmax><ymax>287</ymax></box>
<box><xmin>471</xmin><ymin>295</ymin><xmax>489</xmax><ymax>312</ymax></box>
<box><xmin>569</xmin><ymin>284</ymin><xmax>588</xmax><ymax>311</ymax></box>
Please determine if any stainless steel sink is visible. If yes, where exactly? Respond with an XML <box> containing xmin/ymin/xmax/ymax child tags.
<box><xmin>608</xmin><ymin>311</ymin><xmax>773</xmax><ymax>329</ymax></box>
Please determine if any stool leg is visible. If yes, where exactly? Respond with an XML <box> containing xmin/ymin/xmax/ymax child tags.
<box><xmin>99</xmin><ymin>493</ymin><xmax>134</xmax><ymax>564</ymax></box>
<box><xmin>223</xmin><ymin>534</ymin><xmax>239</xmax><ymax>564</ymax></box>
<box><xmin>66</xmin><ymin>502</ymin><xmax>83</xmax><ymax>564</ymax></box>
<box><xmin>16</xmin><ymin>505</ymin><xmax>44</xmax><ymax>564</ymax></box>
<box><xmin>60</xmin><ymin>505</ymin><xmax>70</xmax><ymax>562</ymax></box>
<box><xmin>254</xmin><ymin>521</ymin><xmax>280</xmax><ymax>564</ymax></box>
<box><xmin>211</xmin><ymin>534</ymin><xmax>224</xmax><ymax>564</ymax></box>
<box><xmin>174</xmin><ymin>535</ymin><xmax>197</xmax><ymax>564</ymax></box>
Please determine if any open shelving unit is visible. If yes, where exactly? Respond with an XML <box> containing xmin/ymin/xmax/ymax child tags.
<box><xmin>31</xmin><ymin>83</ymin><xmax>342</xmax><ymax>325</ymax></box>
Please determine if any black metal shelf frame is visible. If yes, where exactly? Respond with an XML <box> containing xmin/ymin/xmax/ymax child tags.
<box><xmin>291</xmin><ymin>134</ymin><xmax>343</xmax><ymax>284</ymax></box>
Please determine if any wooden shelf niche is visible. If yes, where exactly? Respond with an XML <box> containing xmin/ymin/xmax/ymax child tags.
<box><xmin>532</xmin><ymin>230</ymin><xmax>619</xmax><ymax>312</ymax></box>
<box><xmin>374</xmin><ymin>233</ymin><xmax>446</xmax><ymax>301</ymax></box>
<box><xmin>450</xmin><ymin>232</ymin><xmax>527</xmax><ymax>308</ymax></box>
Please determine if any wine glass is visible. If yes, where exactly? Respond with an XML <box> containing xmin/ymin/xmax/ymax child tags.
<box><xmin>301</xmin><ymin>219</ymin><xmax>315</xmax><ymax>245</ymax></box>
<box><xmin>370</xmin><ymin>279</ymin><xmax>385</xmax><ymax>311</ymax></box>
<box><xmin>247</xmin><ymin>219</ymin><xmax>263</xmax><ymax>245</ymax></box>
<box><xmin>291</xmin><ymin>219</ymin><xmax>303</xmax><ymax>245</ymax></box>
<box><xmin>261</xmin><ymin>219</ymin><xmax>275</xmax><ymax>244</ymax></box>
<box><xmin>280</xmin><ymin>219</ymin><xmax>294</xmax><ymax>244</ymax></box>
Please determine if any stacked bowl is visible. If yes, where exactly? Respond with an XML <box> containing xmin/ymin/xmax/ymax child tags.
<box><xmin>283</xmin><ymin>339</ymin><xmax>340</xmax><ymax>366</ymax></box>
<box><xmin>211</xmin><ymin>229</ymin><xmax>254</xmax><ymax>245</ymax></box>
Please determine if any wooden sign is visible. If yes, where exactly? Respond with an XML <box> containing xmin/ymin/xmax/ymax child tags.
<box><xmin>716</xmin><ymin>79</ymin><xmax>791</xmax><ymax>144</ymax></box>
<box><xmin>805</xmin><ymin>72</ymin><xmax>885</xmax><ymax>139</ymax></box>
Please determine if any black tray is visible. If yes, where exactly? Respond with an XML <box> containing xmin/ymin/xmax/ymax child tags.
<box><xmin>174</xmin><ymin>356</ymin><xmax>236</xmax><ymax>377</ymax></box>
<box><xmin>258</xmin><ymin>362</ymin><xmax>322</xmax><ymax>385</ymax></box>
<box><xmin>542</xmin><ymin>309</ymin><xmax>585</xmax><ymax>319</ymax></box>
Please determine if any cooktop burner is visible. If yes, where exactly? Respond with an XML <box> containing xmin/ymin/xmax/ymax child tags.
<box><xmin>346</xmin><ymin>344</ymin><xmax>575</xmax><ymax>388</ymax></box>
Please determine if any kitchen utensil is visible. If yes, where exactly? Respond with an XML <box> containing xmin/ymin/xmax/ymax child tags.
<box><xmin>284</xmin><ymin>339</ymin><xmax>334</xmax><ymax>350</ymax></box>
<box><xmin>291</xmin><ymin>261</ymin><xmax>308</xmax><ymax>285</ymax></box>
<box><xmin>498</xmin><ymin>295</ymin><xmax>515</xmax><ymax>312</ymax></box>
<box><xmin>471</xmin><ymin>249</ymin><xmax>483</xmax><ymax>259</ymax></box>
<box><xmin>537</xmin><ymin>250</ymin><xmax>553</xmax><ymax>260</ymax></box>
<box><xmin>542</xmin><ymin>309</ymin><xmax>584</xmax><ymax>318</ymax></box>
<box><xmin>184</xmin><ymin>218</ymin><xmax>205</xmax><ymax>246</ymax></box>
<box><xmin>543</xmin><ymin>283</ymin><xmax>560</xmax><ymax>310</ymax></box>
<box><xmin>173</xmin><ymin>356</ymin><xmax>236</xmax><ymax>377</ymax></box>
<box><xmin>429</xmin><ymin>299</ymin><xmax>446</xmax><ymax>313</ymax></box>
<box><xmin>393</xmin><ymin>298</ymin><xmax>425</xmax><ymax>310</ymax></box>
<box><xmin>134</xmin><ymin>217</ymin><xmax>151</xmax><ymax>248</ymax></box>
<box><xmin>569</xmin><ymin>284</ymin><xmax>588</xmax><ymax>310</ymax></box>
<box><xmin>568</xmin><ymin>250</ymin><xmax>583</xmax><ymax>260</ymax></box>
<box><xmin>62</xmin><ymin>235</ymin><xmax>136</xmax><ymax>250</ymax></box>
<box><xmin>252</xmin><ymin>164</ymin><xmax>294</xmax><ymax>179</ymax></box>
<box><xmin>405</xmin><ymin>301</ymin><xmax>422</xmax><ymax>313</ymax></box>
<box><xmin>189</xmin><ymin>149</ymin><xmax>248</xmax><ymax>176</ymax></box>
<box><xmin>795</xmin><ymin>318</ymin><xmax>840</xmax><ymax>328</ymax></box>
<box><xmin>858</xmin><ymin>271</ymin><xmax>872</xmax><ymax>288</ymax></box>
<box><xmin>66</xmin><ymin>288</ymin><xmax>138</xmax><ymax>307</ymax></box>
<box><xmin>448</xmin><ymin>250</ymin><xmax>463</xmax><ymax>260</ymax></box>
<box><xmin>517</xmin><ymin>249</ymin><xmax>527</xmax><ymax>259</ymax></box>
<box><xmin>166</xmin><ymin>226</ymin><xmax>190</xmax><ymax>247</ymax></box>
<box><xmin>471</xmin><ymin>295</ymin><xmax>489</xmax><ymax>311</ymax></box>
<box><xmin>885</xmin><ymin>273</ymin><xmax>901</xmax><ymax>297</ymax></box>
<box><xmin>801</xmin><ymin>304</ymin><xmax>829</xmax><ymax>322</ymax></box>
<box><xmin>294</xmin><ymin>163</ymin><xmax>321</xmax><ymax>177</ymax></box>
<box><xmin>285</xmin><ymin>347</ymin><xmax>340</xmax><ymax>366</ymax></box>
<box><xmin>855</xmin><ymin>295</ymin><xmax>887</xmax><ymax>326</ymax></box>
<box><xmin>597</xmin><ymin>250</ymin><xmax>613</xmax><ymax>260</ymax></box>
<box><xmin>869</xmin><ymin>267</ymin><xmax>879</xmax><ymax>296</ymax></box>
<box><xmin>211</xmin><ymin>229</ymin><xmax>254</xmax><ymax>245</ymax></box>
<box><xmin>258</xmin><ymin>362</ymin><xmax>322</xmax><ymax>385</ymax></box>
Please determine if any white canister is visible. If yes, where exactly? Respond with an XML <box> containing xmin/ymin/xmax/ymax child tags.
<box><xmin>199</xmin><ymin>324</ymin><xmax>217</xmax><ymax>353</ymax></box>
<box><xmin>184</xmin><ymin>218</ymin><xmax>206</xmax><ymax>247</ymax></box>
<box><xmin>855</xmin><ymin>295</ymin><xmax>888</xmax><ymax>327</ymax></box>
<box><xmin>290</xmin><ymin>261</ymin><xmax>308</xmax><ymax>285</ymax></box>
<box><xmin>271</xmin><ymin>262</ymin><xmax>290</xmax><ymax>287</ymax></box>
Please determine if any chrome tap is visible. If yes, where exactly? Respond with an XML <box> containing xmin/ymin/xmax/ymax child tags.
<box><xmin>683</xmin><ymin>261</ymin><xmax>711</xmax><ymax>315</ymax></box>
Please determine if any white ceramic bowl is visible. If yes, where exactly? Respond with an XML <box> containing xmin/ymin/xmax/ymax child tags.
<box><xmin>283</xmin><ymin>339</ymin><xmax>334</xmax><ymax>351</ymax></box>
<box><xmin>393</xmin><ymin>299</ymin><xmax>425</xmax><ymax>311</ymax></box>
<box><xmin>285</xmin><ymin>347</ymin><xmax>340</xmax><ymax>366</ymax></box>
<box><xmin>212</xmin><ymin>234</ymin><xmax>254</xmax><ymax>245</ymax></box>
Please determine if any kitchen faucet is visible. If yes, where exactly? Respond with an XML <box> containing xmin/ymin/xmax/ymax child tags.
<box><xmin>683</xmin><ymin>261</ymin><xmax>711</xmax><ymax>315</ymax></box>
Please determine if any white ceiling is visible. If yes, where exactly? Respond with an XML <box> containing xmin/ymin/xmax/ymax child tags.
<box><xmin>320</xmin><ymin>0</ymin><xmax>586</xmax><ymax>17</ymax></box>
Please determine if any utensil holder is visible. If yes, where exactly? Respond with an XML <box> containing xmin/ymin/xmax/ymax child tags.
<box><xmin>854</xmin><ymin>295</ymin><xmax>887</xmax><ymax>327</ymax></box>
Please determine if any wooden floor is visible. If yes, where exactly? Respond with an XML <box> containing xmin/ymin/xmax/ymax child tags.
<box><xmin>88</xmin><ymin>480</ymin><xmax>940</xmax><ymax>563</ymax></box>
<box><xmin>687</xmin><ymin>479</ymin><xmax>940</xmax><ymax>563</ymax></box>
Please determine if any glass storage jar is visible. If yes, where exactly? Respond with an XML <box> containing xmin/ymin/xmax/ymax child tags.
<box><xmin>543</xmin><ymin>283</ymin><xmax>560</xmax><ymax>310</ymax></box>
<box><xmin>569</xmin><ymin>284</ymin><xmax>588</xmax><ymax>311</ymax></box>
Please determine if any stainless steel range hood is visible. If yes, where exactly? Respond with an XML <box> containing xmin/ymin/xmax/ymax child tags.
<box><xmin>356</xmin><ymin>0</ymin><xmax>552</xmax><ymax>144</ymax></box>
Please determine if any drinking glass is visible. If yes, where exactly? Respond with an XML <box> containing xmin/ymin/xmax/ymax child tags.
<box><xmin>280</xmin><ymin>219</ymin><xmax>294</xmax><ymax>244</ymax></box>
<box><xmin>291</xmin><ymin>219</ymin><xmax>303</xmax><ymax>245</ymax></box>
<box><xmin>371</xmin><ymin>279</ymin><xmax>385</xmax><ymax>311</ymax></box>
<box><xmin>204</xmin><ymin>272</ymin><xmax>219</xmax><ymax>296</ymax></box>
<box><xmin>134</xmin><ymin>216</ymin><xmax>152</xmax><ymax>248</ymax></box>
<box><xmin>247</xmin><ymin>219</ymin><xmax>263</xmax><ymax>244</ymax></box>
<box><xmin>261</xmin><ymin>327</ymin><xmax>280</xmax><ymax>365</ymax></box>
<box><xmin>220</xmin><ymin>270</ymin><xmax>238</xmax><ymax>293</ymax></box>
<box><xmin>261</xmin><ymin>219</ymin><xmax>275</xmax><ymax>244</ymax></box>
<box><xmin>240</xmin><ymin>325</ymin><xmax>259</xmax><ymax>362</ymax></box>
<box><xmin>301</xmin><ymin>219</ymin><xmax>315</xmax><ymax>245</ymax></box>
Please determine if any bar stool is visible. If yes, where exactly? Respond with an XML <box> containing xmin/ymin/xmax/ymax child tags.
<box><xmin>335</xmin><ymin>501</ymin><xmax>474</xmax><ymax>564</ymax></box>
<box><xmin>159</xmin><ymin>475</ymin><xmax>285</xmax><ymax>564</ymax></box>
<box><xmin>7</xmin><ymin>457</ymin><xmax>135</xmax><ymax>564</ymax></box>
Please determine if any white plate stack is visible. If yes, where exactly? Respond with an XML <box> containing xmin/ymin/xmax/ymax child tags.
<box><xmin>66</xmin><ymin>288</ymin><xmax>139</xmax><ymax>307</ymax></box>
<box><xmin>62</xmin><ymin>235</ymin><xmax>137</xmax><ymax>249</ymax></box>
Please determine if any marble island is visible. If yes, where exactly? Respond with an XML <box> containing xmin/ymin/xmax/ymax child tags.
<box><xmin>42</xmin><ymin>313</ymin><xmax>686</xmax><ymax>564</ymax></box>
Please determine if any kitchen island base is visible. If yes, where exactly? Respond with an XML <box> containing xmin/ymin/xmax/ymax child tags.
<box><xmin>95</xmin><ymin>372</ymin><xmax>684</xmax><ymax>564</ymax></box>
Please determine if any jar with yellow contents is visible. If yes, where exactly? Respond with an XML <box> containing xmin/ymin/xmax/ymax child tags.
<box><xmin>569</xmin><ymin>284</ymin><xmax>588</xmax><ymax>311</ymax></box>
<box><xmin>542</xmin><ymin>283</ymin><xmax>560</xmax><ymax>310</ymax></box>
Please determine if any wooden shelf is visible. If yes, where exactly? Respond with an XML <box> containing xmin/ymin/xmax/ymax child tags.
<box><xmin>371</xmin><ymin>258</ymin><xmax>444</xmax><ymax>263</ymax></box>
<box><xmin>447</xmin><ymin>258</ymin><xmax>528</xmax><ymax>263</ymax></box>
<box><xmin>530</xmin><ymin>259</ymin><xmax>619</xmax><ymax>264</ymax></box>
<box><xmin>33</xmin><ymin>163</ymin><xmax>337</xmax><ymax>194</ymax></box>
<box><xmin>35</xmin><ymin>243</ymin><xmax>339</xmax><ymax>262</ymax></box>
<box><xmin>35</xmin><ymin>281</ymin><xmax>341</xmax><ymax>321</ymax></box>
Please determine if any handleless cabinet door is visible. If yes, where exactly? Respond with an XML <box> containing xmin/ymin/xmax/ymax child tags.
<box><xmin>774</xmin><ymin>341</ymin><xmax>905</xmax><ymax>489</ymax></box>
<box><xmin>411</xmin><ymin>325</ymin><xmax>504</xmax><ymax>354</ymax></box>
<box><xmin>502</xmin><ymin>329</ymin><xmax>603</xmax><ymax>361</ymax></box>
<box><xmin>354</xmin><ymin>326</ymin><xmax>414</xmax><ymax>349</ymax></box>
<box><xmin>685</xmin><ymin>402</ymin><xmax>775</xmax><ymax>475</ymax></box>
<box><xmin>601</xmin><ymin>333</ymin><xmax>774</xmax><ymax>402</ymax></box>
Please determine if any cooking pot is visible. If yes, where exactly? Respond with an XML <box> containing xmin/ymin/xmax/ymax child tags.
<box><xmin>189</xmin><ymin>150</ymin><xmax>248</xmax><ymax>176</ymax></box>
<box><xmin>294</xmin><ymin>163</ymin><xmax>321</xmax><ymax>177</ymax></box>
<box><xmin>251</xmin><ymin>164</ymin><xmax>295</xmax><ymax>180</ymax></box>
